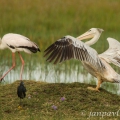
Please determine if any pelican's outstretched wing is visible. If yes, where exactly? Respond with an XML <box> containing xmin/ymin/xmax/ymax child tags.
<box><xmin>44</xmin><ymin>35</ymin><xmax>105</xmax><ymax>70</ymax></box>
<box><xmin>99</xmin><ymin>37</ymin><xmax>120</xmax><ymax>67</ymax></box>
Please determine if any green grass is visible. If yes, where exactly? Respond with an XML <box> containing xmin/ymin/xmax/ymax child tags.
<box><xmin>0</xmin><ymin>0</ymin><xmax>120</xmax><ymax>63</ymax></box>
<box><xmin>1</xmin><ymin>0</ymin><xmax>120</xmax><ymax>48</ymax></box>
<box><xmin>1</xmin><ymin>80</ymin><xmax>120</xmax><ymax>120</ymax></box>
<box><xmin>0</xmin><ymin>0</ymin><xmax>120</xmax><ymax>64</ymax></box>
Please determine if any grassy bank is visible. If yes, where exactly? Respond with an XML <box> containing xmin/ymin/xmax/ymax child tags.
<box><xmin>0</xmin><ymin>80</ymin><xmax>120</xmax><ymax>120</ymax></box>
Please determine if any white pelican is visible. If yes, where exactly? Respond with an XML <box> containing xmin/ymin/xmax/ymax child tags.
<box><xmin>0</xmin><ymin>33</ymin><xmax>40</xmax><ymax>82</ymax></box>
<box><xmin>44</xmin><ymin>28</ymin><xmax>120</xmax><ymax>91</ymax></box>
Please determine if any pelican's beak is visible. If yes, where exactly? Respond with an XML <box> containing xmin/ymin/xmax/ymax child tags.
<box><xmin>77</xmin><ymin>28</ymin><xmax>104</xmax><ymax>40</ymax></box>
<box><xmin>76</xmin><ymin>30</ymin><xmax>95</xmax><ymax>40</ymax></box>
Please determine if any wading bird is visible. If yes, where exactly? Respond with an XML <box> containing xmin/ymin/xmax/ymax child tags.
<box><xmin>44</xmin><ymin>28</ymin><xmax>120</xmax><ymax>91</ymax></box>
<box><xmin>17</xmin><ymin>81</ymin><xmax>26</xmax><ymax>102</ymax></box>
<box><xmin>17</xmin><ymin>81</ymin><xmax>27</xmax><ymax>105</ymax></box>
<box><xmin>0</xmin><ymin>33</ymin><xmax>40</xmax><ymax>82</ymax></box>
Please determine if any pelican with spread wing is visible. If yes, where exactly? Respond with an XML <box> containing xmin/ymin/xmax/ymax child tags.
<box><xmin>44</xmin><ymin>28</ymin><xmax>120</xmax><ymax>91</ymax></box>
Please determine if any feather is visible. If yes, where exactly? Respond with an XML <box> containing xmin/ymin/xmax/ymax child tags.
<box><xmin>44</xmin><ymin>35</ymin><xmax>105</xmax><ymax>71</ymax></box>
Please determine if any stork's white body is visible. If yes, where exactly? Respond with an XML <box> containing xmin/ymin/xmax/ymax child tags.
<box><xmin>0</xmin><ymin>33</ymin><xmax>40</xmax><ymax>81</ymax></box>
<box><xmin>1</xmin><ymin>33</ymin><xmax>39</xmax><ymax>53</ymax></box>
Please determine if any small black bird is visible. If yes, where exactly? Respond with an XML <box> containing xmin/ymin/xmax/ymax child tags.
<box><xmin>17</xmin><ymin>81</ymin><xmax>26</xmax><ymax>99</ymax></box>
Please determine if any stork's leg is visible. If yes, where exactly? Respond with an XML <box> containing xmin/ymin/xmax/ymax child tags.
<box><xmin>87</xmin><ymin>77</ymin><xmax>103</xmax><ymax>92</ymax></box>
<box><xmin>18</xmin><ymin>52</ymin><xmax>25</xmax><ymax>80</ymax></box>
<box><xmin>0</xmin><ymin>53</ymin><xmax>16</xmax><ymax>81</ymax></box>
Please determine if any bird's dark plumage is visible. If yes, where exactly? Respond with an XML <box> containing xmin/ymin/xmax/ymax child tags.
<box><xmin>17</xmin><ymin>81</ymin><xmax>26</xmax><ymax>99</ymax></box>
<box><xmin>17</xmin><ymin>46</ymin><xmax>40</xmax><ymax>53</ymax></box>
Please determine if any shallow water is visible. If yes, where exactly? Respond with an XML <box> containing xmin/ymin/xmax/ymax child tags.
<box><xmin>1</xmin><ymin>61</ymin><xmax>120</xmax><ymax>96</ymax></box>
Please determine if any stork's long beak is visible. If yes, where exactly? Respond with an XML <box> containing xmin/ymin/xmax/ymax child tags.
<box><xmin>76</xmin><ymin>30</ymin><xmax>95</xmax><ymax>40</ymax></box>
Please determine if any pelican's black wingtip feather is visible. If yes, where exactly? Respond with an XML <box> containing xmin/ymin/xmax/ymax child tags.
<box><xmin>44</xmin><ymin>37</ymin><xmax>74</xmax><ymax>64</ymax></box>
<box><xmin>44</xmin><ymin>44</ymin><xmax>55</xmax><ymax>53</ymax></box>
<box><xmin>44</xmin><ymin>44</ymin><xmax>56</xmax><ymax>57</ymax></box>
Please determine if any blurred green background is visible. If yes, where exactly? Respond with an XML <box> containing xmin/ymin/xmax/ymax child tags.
<box><xmin>0</xmin><ymin>0</ymin><xmax>120</xmax><ymax>94</ymax></box>
<box><xmin>1</xmin><ymin>0</ymin><xmax>120</xmax><ymax>50</ymax></box>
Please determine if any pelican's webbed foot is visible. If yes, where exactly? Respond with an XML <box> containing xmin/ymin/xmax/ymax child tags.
<box><xmin>87</xmin><ymin>87</ymin><xmax>100</xmax><ymax>92</ymax></box>
<box><xmin>87</xmin><ymin>78</ymin><xmax>103</xmax><ymax>92</ymax></box>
